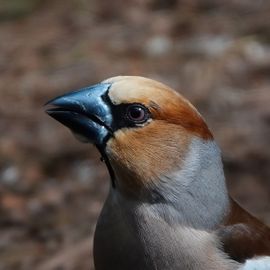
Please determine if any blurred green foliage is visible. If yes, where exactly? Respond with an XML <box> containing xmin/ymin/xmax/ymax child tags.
<box><xmin>0</xmin><ymin>0</ymin><xmax>42</xmax><ymax>21</ymax></box>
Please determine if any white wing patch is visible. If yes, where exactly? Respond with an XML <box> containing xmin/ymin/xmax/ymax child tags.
<box><xmin>240</xmin><ymin>257</ymin><xmax>270</xmax><ymax>270</ymax></box>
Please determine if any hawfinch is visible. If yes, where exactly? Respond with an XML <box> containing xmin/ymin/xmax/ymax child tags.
<box><xmin>46</xmin><ymin>76</ymin><xmax>270</xmax><ymax>270</ymax></box>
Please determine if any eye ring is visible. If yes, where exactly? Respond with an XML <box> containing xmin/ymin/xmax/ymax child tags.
<box><xmin>126</xmin><ymin>104</ymin><xmax>150</xmax><ymax>124</ymax></box>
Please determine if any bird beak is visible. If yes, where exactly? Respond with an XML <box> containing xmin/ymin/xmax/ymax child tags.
<box><xmin>45</xmin><ymin>83</ymin><xmax>113</xmax><ymax>146</ymax></box>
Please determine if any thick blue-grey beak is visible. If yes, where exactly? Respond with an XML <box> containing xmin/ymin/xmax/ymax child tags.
<box><xmin>45</xmin><ymin>83</ymin><xmax>113</xmax><ymax>146</ymax></box>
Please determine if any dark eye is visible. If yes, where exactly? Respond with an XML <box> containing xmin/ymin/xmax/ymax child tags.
<box><xmin>127</xmin><ymin>104</ymin><xmax>149</xmax><ymax>123</ymax></box>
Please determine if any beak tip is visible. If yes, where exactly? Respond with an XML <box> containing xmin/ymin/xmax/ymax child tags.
<box><xmin>44</xmin><ymin>103</ymin><xmax>56</xmax><ymax>117</ymax></box>
<box><xmin>44</xmin><ymin>98</ymin><xmax>59</xmax><ymax>113</ymax></box>
<box><xmin>45</xmin><ymin>109</ymin><xmax>53</xmax><ymax>115</ymax></box>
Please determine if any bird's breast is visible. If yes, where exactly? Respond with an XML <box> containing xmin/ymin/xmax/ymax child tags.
<box><xmin>93</xmin><ymin>190</ymin><xmax>238</xmax><ymax>270</ymax></box>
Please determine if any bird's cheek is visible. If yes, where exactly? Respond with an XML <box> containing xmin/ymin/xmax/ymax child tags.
<box><xmin>105</xmin><ymin>132</ymin><xmax>168</xmax><ymax>196</ymax></box>
<box><xmin>105</xmin><ymin>133</ymin><xmax>147</xmax><ymax>192</ymax></box>
<box><xmin>105</xmin><ymin>126</ymin><xmax>191</xmax><ymax>195</ymax></box>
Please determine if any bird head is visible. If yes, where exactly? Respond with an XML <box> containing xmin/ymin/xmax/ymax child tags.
<box><xmin>46</xmin><ymin>76</ymin><xmax>223</xmax><ymax>202</ymax></box>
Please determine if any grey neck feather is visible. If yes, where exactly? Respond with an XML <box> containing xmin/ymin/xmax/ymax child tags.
<box><xmin>149</xmin><ymin>138</ymin><xmax>230</xmax><ymax>229</ymax></box>
<box><xmin>94</xmin><ymin>139</ymin><xmax>234</xmax><ymax>270</ymax></box>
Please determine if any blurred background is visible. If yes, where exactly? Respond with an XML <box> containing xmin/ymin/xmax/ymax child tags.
<box><xmin>0</xmin><ymin>0</ymin><xmax>269</xmax><ymax>269</ymax></box>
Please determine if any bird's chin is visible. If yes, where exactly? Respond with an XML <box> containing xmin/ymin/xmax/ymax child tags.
<box><xmin>45</xmin><ymin>109</ymin><xmax>110</xmax><ymax>146</ymax></box>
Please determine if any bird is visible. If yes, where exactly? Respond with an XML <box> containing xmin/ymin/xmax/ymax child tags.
<box><xmin>45</xmin><ymin>76</ymin><xmax>270</xmax><ymax>270</ymax></box>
